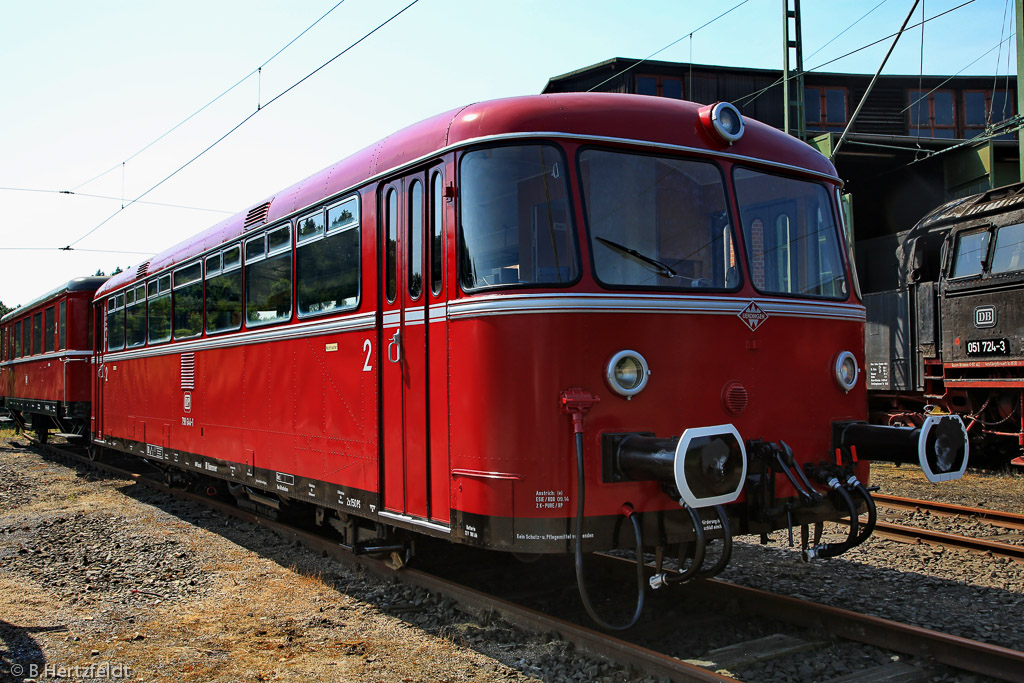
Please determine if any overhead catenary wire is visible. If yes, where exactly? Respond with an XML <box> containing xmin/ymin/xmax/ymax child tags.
<box><xmin>64</xmin><ymin>0</ymin><xmax>421</xmax><ymax>252</ymax></box>
<box><xmin>832</xmin><ymin>0</ymin><xmax>922</xmax><ymax>159</ymax></box>
<box><xmin>734</xmin><ymin>0</ymin><xmax>977</xmax><ymax>109</ymax></box>
<box><xmin>901</xmin><ymin>34</ymin><xmax>1015</xmax><ymax>118</ymax></box>
<box><xmin>0</xmin><ymin>186</ymin><xmax>233</xmax><ymax>214</ymax></box>
<box><xmin>0</xmin><ymin>247</ymin><xmax>156</xmax><ymax>256</ymax></box>
<box><xmin>70</xmin><ymin>0</ymin><xmax>350</xmax><ymax>193</ymax></box>
<box><xmin>585</xmin><ymin>0</ymin><xmax>752</xmax><ymax>94</ymax></box>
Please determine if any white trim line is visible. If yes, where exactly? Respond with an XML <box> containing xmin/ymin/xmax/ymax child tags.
<box><xmin>101</xmin><ymin>311</ymin><xmax>377</xmax><ymax>362</ymax></box>
<box><xmin>447</xmin><ymin>293</ymin><xmax>865</xmax><ymax>322</ymax></box>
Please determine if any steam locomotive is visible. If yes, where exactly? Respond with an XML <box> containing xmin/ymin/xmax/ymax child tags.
<box><xmin>864</xmin><ymin>181</ymin><xmax>1024</xmax><ymax>466</ymax></box>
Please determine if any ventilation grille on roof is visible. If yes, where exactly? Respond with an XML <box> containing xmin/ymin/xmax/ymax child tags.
<box><xmin>136</xmin><ymin>261</ymin><xmax>150</xmax><ymax>279</ymax></box>
<box><xmin>244</xmin><ymin>201</ymin><xmax>272</xmax><ymax>228</ymax></box>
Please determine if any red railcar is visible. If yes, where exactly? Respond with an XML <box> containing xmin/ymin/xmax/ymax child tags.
<box><xmin>90</xmin><ymin>94</ymin><xmax>966</xmax><ymax>626</ymax></box>
<box><xmin>1</xmin><ymin>277</ymin><xmax>107</xmax><ymax>441</ymax></box>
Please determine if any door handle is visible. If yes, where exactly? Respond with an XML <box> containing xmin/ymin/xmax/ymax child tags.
<box><xmin>387</xmin><ymin>329</ymin><xmax>402</xmax><ymax>364</ymax></box>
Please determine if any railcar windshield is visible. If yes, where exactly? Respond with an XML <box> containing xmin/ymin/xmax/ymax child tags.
<box><xmin>733</xmin><ymin>168</ymin><xmax>847</xmax><ymax>299</ymax></box>
<box><xmin>459</xmin><ymin>144</ymin><xmax>579</xmax><ymax>290</ymax></box>
<box><xmin>579</xmin><ymin>150</ymin><xmax>737</xmax><ymax>290</ymax></box>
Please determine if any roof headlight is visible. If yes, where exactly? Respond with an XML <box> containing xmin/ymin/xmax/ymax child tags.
<box><xmin>833</xmin><ymin>351</ymin><xmax>859</xmax><ymax>392</ymax></box>
<box><xmin>698</xmin><ymin>102</ymin><xmax>745</xmax><ymax>145</ymax></box>
<box><xmin>606</xmin><ymin>350</ymin><xmax>650</xmax><ymax>398</ymax></box>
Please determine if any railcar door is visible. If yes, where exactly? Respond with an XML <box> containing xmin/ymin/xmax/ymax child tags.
<box><xmin>380</xmin><ymin>168</ymin><xmax>447</xmax><ymax>522</ymax></box>
<box><xmin>91</xmin><ymin>302</ymin><xmax>105</xmax><ymax>440</ymax></box>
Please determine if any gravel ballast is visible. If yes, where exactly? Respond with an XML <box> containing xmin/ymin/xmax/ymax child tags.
<box><xmin>1</xmin><ymin>438</ymin><xmax>1021</xmax><ymax>682</ymax></box>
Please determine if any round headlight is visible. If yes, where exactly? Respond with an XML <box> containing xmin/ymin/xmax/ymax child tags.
<box><xmin>711</xmin><ymin>102</ymin><xmax>744</xmax><ymax>144</ymax></box>
<box><xmin>606</xmin><ymin>350</ymin><xmax>650</xmax><ymax>398</ymax></box>
<box><xmin>833</xmin><ymin>351</ymin><xmax>859</xmax><ymax>392</ymax></box>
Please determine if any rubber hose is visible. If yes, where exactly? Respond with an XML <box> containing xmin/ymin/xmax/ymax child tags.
<box><xmin>696</xmin><ymin>505</ymin><xmax>733</xmax><ymax>578</ymax></box>
<box><xmin>573</xmin><ymin>432</ymin><xmax>644</xmax><ymax>630</ymax></box>
<box><xmin>851</xmin><ymin>483</ymin><xmax>877</xmax><ymax>546</ymax></box>
<box><xmin>664</xmin><ymin>503</ymin><xmax>706</xmax><ymax>584</ymax></box>
<box><xmin>813</xmin><ymin>485</ymin><xmax>860</xmax><ymax>559</ymax></box>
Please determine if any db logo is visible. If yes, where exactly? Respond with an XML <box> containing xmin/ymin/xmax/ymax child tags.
<box><xmin>183</xmin><ymin>392</ymin><xmax>192</xmax><ymax>413</ymax></box>
<box><xmin>974</xmin><ymin>305</ymin><xmax>996</xmax><ymax>328</ymax></box>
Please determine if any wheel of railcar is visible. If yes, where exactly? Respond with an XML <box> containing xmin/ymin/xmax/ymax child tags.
<box><xmin>35</xmin><ymin>428</ymin><xmax>49</xmax><ymax>444</ymax></box>
<box><xmin>86</xmin><ymin>444</ymin><xmax>104</xmax><ymax>462</ymax></box>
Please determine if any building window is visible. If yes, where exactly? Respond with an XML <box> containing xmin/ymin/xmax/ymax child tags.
<box><xmin>964</xmin><ymin>90</ymin><xmax>1014</xmax><ymax>139</ymax></box>
<box><xmin>805</xmin><ymin>87</ymin><xmax>848</xmax><ymax>132</ymax></box>
<box><xmin>909</xmin><ymin>89</ymin><xmax>956</xmax><ymax>139</ymax></box>
<box><xmin>636</xmin><ymin>75</ymin><xmax>683</xmax><ymax>99</ymax></box>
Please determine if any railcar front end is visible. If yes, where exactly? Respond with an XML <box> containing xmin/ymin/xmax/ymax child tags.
<box><xmin>442</xmin><ymin>100</ymin><xmax>967</xmax><ymax>625</ymax></box>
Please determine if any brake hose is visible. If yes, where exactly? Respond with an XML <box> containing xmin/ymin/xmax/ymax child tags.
<box><xmin>803</xmin><ymin>484</ymin><xmax>859</xmax><ymax>560</ymax></box>
<box><xmin>573</xmin><ymin>431</ymin><xmax>644</xmax><ymax>630</ymax></box>
<box><xmin>850</xmin><ymin>481</ymin><xmax>877</xmax><ymax>546</ymax></box>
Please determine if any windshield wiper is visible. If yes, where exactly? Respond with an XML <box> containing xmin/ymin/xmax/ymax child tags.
<box><xmin>595</xmin><ymin>237</ymin><xmax>678</xmax><ymax>279</ymax></box>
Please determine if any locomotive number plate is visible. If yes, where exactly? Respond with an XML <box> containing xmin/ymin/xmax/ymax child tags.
<box><xmin>965</xmin><ymin>338</ymin><xmax>1010</xmax><ymax>356</ymax></box>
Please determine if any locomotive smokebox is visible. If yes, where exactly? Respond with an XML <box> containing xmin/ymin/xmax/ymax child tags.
<box><xmin>835</xmin><ymin>414</ymin><xmax>969</xmax><ymax>482</ymax></box>
<box><xmin>613</xmin><ymin>425</ymin><xmax>747</xmax><ymax>507</ymax></box>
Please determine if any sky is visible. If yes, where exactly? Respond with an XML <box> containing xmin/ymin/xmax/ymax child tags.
<box><xmin>0</xmin><ymin>0</ymin><xmax>1016</xmax><ymax>307</ymax></box>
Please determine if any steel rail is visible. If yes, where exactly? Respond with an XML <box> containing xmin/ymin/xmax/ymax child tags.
<box><xmin>22</xmin><ymin>440</ymin><xmax>732</xmax><ymax>683</ymax></box>
<box><xmin>695</xmin><ymin>579</ymin><xmax>1024</xmax><ymax>682</ymax></box>
<box><xmin>871</xmin><ymin>520</ymin><xmax>1024</xmax><ymax>560</ymax></box>
<box><xmin>873</xmin><ymin>493</ymin><xmax>1024</xmax><ymax>531</ymax></box>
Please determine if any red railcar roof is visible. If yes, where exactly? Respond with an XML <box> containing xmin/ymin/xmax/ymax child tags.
<box><xmin>2</xmin><ymin>276</ymin><xmax>109</xmax><ymax>323</ymax></box>
<box><xmin>97</xmin><ymin>93</ymin><xmax>837</xmax><ymax>299</ymax></box>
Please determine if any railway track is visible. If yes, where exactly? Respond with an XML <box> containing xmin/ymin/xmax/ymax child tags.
<box><xmin>871</xmin><ymin>494</ymin><xmax>1024</xmax><ymax>561</ymax></box>
<box><xmin>13</xmin><ymin>437</ymin><xmax>1024</xmax><ymax>682</ymax></box>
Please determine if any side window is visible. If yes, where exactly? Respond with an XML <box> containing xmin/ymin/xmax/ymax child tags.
<box><xmin>206</xmin><ymin>245</ymin><xmax>243</xmax><ymax>334</ymax></box>
<box><xmin>106</xmin><ymin>296</ymin><xmax>125</xmax><ymax>352</ymax></box>
<box><xmin>297</xmin><ymin>196</ymin><xmax>360</xmax><ymax>317</ymax></box>
<box><xmin>22</xmin><ymin>319</ymin><xmax>29</xmax><ymax>357</ymax></box>
<box><xmin>58</xmin><ymin>301</ymin><xmax>66</xmax><ymax>350</ymax></box>
<box><xmin>990</xmin><ymin>223</ymin><xmax>1024</xmax><ymax>274</ymax></box>
<box><xmin>32</xmin><ymin>312</ymin><xmax>42</xmax><ymax>355</ymax></box>
<box><xmin>126</xmin><ymin>284</ymin><xmax>147</xmax><ymax>348</ymax></box>
<box><xmin>148</xmin><ymin>275</ymin><xmax>172</xmax><ymax>344</ymax></box>
<box><xmin>44</xmin><ymin>307</ymin><xmax>55</xmax><ymax>353</ymax></box>
<box><xmin>246</xmin><ymin>224</ymin><xmax>292</xmax><ymax>327</ymax></box>
<box><xmin>409</xmin><ymin>180</ymin><xmax>423</xmax><ymax>299</ymax></box>
<box><xmin>173</xmin><ymin>262</ymin><xmax>203</xmax><ymax>339</ymax></box>
<box><xmin>13</xmin><ymin>321</ymin><xmax>21</xmax><ymax>357</ymax></box>
<box><xmin>951</xmin><ymin>231</ymin><xmax>991</xmax><ymax>278</ymax></box>
<box><xmin>385</xmin><ymin>189</ymin><xmax>398</xmax><ymax>302</ymax></box>
<box><xmin>431</xmin><ymin>171</ymin><xmax>444</xmax><ymax>296</ymax></box>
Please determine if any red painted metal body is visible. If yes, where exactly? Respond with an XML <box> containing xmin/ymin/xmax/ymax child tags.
<box><xmin>1</xmin><ymin>278</ymin><xmax>106</xmax><ymax>434</ymax></box>
<box><xmin>86</xmin><ymin>94</ymin><xmax>868</xmax><ymax>552</ymax></box>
